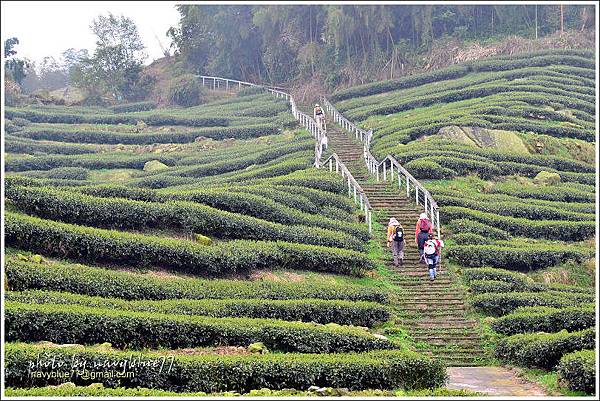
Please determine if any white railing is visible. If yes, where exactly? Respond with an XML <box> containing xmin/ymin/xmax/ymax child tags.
<box><xmin>198</xmin><ymin>75</ymin><xmax>373</xmax><ymax>232</ymax></box>
<box><xmin>318</xmin><ymin>153</ymin><xmax>373</xmax><ymax>233</ymax></box>
<box><xmin>322</xmin><ymin>97</ymin><xmax>441</xmax><ymax>238</ymax></box>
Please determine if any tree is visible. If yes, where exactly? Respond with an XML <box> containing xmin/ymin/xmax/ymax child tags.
<box><xmin>72</xmin><ymin>13</ymin><xmax>146</xmax><ymax>101</ymax></box>
<box><xmin>4</xmin><ymin>37</ymin><xmax>29</xmax><ymax>85</ymax></box>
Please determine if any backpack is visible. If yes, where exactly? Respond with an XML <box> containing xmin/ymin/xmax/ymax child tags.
<box><xmin>424</xmin><ymin>240</ymin><xmax>437</xmax><ymax>256</ymax></box>
<box><xmin>393</xmin><ymin>226</ymin><xmax>404</xmax><ymax>241</ymax></box>
<box><xmin>420</xmin><ymin>218</ymin><xmax>431</xmax><ymax>232</ymax></box>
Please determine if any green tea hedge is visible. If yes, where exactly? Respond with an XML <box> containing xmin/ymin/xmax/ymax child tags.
<box><xmin>6</xmin><ymin>302</ymin><xmax>393</xmax><ymax>353</ymax></box>
<box><xmin>4</xmin><ymin>343</ymin><xmax>447</xmax><ymax>392</ymax></box>
<box><xmin>491</xmin><ymin>306</ymin><xmax>595</xmax><ymax>335</ymax></box>
<box><xmin>494</xmin><ymin>328</ymin><xmax>595</xmax><ymax>369</ymax></box>
<box><xmin>443</xmin><ymin>206</ymin><xmax>595</xmax><ymax>241</ymax></box>
<box><xmin>7</xmin><ymin>186</ymin><xmax>364</xmax><ymax>251</ymax></box>
<box><xmin>5</xmin><ymin>212</ymin><xmax>372</xmax><ymax>276</ymax></box>
<box><xmin>448</xmin><ymin>245</ymin><xmax>591</xmax><ymax>270</ymax></box>
<box><xmin>17</xmin><ymin>124</ymin><xmax>278</xmax><ymax>144</ymax></box>
<box><xmin>5</xmin><ymin>258</ymin><xmax>388</xmax><ymax>303</ymax></box>
<box><xmin>557</xmin><ymin>350</ymin><xmax>596</xmax><ymax>394</ymax></box>
<box><xmin>7</xmin><ymin>290</ymin><xmax>390</xmax><ymax>327</ymax></box>
<box><xmin>470</xmin><ymin>292</ymin><xmax>594</xmax><ymax>316</ymax></box>
<box><xmin>447</xmin><ymin>218</ymin><xmax>511</xmax><ymax>240</ymax></box>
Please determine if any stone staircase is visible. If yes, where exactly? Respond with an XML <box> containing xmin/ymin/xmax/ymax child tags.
<box><xmin>326</xmin><ymin>119</ymin><xmax>487</xmax><ymax>367</ymax></box>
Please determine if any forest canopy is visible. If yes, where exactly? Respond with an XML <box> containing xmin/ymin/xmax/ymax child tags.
<box><xmin>167</xmin><ymin>4</ymin><xmax>595</xmax><ymax>88</ymax></box>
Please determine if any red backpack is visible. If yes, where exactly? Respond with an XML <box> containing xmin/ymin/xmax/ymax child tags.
<box><xmin>419</xmin><ymin>218</ymin><xmax>431</xmax><ymax>232</ymax></box>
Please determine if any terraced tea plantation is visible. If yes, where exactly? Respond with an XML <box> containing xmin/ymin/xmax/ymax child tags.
<box><xmin>330</xmin><ymin>48</ymin><xmax>597</xmax><ymax>395</ymax></box>
<box><xmin>4</xmin><ymin>89</ymin><xmax>452</xmax><ymax>396</ymax></box>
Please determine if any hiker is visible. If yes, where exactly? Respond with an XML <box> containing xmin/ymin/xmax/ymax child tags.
<box><xmin>387</xmin><ymin>218</ymin><xmax>405</xmax><ymax>267</ymax></box>
<box><xmin>423</xmin><ymin>233</ymin><xmax>443</xmax><ymax>281</ymax></box>
<box><xmin>415</xmin><ymin>213</ymin><xmax>433</xmax><ymax>263</ymax></box>
<box><xmin>314</xmin><ymin>103</ymin><xmax>325</xmax><ymax>130</ymax></box>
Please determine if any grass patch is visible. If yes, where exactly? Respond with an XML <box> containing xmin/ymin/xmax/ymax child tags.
<box><xmin>518</xmin><ymin>369</ymin><xmax>588</xmax><ymax>396</ymax></box>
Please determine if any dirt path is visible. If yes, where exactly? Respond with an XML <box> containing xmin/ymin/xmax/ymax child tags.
<box><xmin>446</xmin><ymin>367</ymin><xmax>548</xmax><ymax>396</ymax></box>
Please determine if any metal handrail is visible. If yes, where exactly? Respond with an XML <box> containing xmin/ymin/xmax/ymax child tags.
<box><xmin>197</xmin><ymin>75</ymin><xmax>373</xmax><ymax>232</ymax></box>
<box><xmin>319</xmin><ymin>153</ymin><xmax>372</xmax><ymax>233</ymax></box>
<box><xmin>322</xmin><ymin>95</ymin><xmax>441</xmax><ymax>238</ymax></box>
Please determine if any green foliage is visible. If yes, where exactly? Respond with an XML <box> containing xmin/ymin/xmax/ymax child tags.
<box><xmin>7</xmin><ymin>290</ymin><xmax>390</xmax><ymax>327</ymax></box>
<box><xmin>447</xmin><ymin>218</ymin><xmax>511</xmax><ymax>240</ymax></box>
<box><xmin>8</xmin><ymin>186</ymin><xmax>364</xmax><ymax>250</ymax></box>
<box><xmin>443</xmin><ymin>206</ymin><xmax>595</xmax><ymax>241</ymax></box>
<box><xmin>449</xmin><ymin>244</ymin><xmax>591</xmax><ymax>270</ymax></box>
<box><xmin>21</xmin><ymin>167</ymin><xmax>89</xmax><ymax>180</ymax></box>
<box><xmin>452</xmin><ymin>233</ymin><xmax>486</xmax><ymax>245</ymax></box>
<box><xmin>5</xmin><ymin>257</ymin><xmax>389</xmax><ymax>303</ymax></box>
<box><xmin>462</xmin><ymin>266</ymin><xmax>533</xmax><ymax>285</ymax></box>
<box><xmin>142</xmin><ymin>160</ymin><xmax>168</xmax><ymax>172</ymax></box>
<box><xmin>110</xmin><ymin>101</ymin><xmax>156</xmax><ymax>113</ymax></box>
<box><xmin>6</xmin><ymin>108</ymin><xmax>229</xmax><ymax>127</ymax></box>
<box><xmin>494</xmin><ymin>328</ymin><xmax>595</xmax><ymax>369</ymax></box>
<box><xmin>491</xmin><ymin>306</ymin><xmax>596</xmax><ymax>335</ymax></box>
<box><xmin>404</xmin><ymin>159</ymin><xmax>456</xmax><ymax>179</ymax></box>
<box><xmin>5</xmin><ymin>343</ymin><xmax>447</xmax><ymax>391</ymax></box>
<box><xmin>556</xmin><ymin>350</ymin><xmax>596</xmax><ymax>395</ymax></box>
<box><xmin>169</xmin><ymin>74</ymin><xmax>205</xmax><ymax>106</ymax></box>
<box><xmin>238</xmin><ymin>86</ymin><xmax>266</xmax><ymax>96</ymax></box>
<box><xmin>6</xmin><ymin>301</ymin><xmax>394</xmax><ymax>353</ymax></box>
<box><xmin>71</xmin><ymin>13</ymin><xmax>146</xmax><ymax>101</ymax></box>
<box><xmin>533</xmin><ymin>171</ymin><xmax>561</xmax><ymax>185</ymax></box>
<box><xmin>470</xmin><ymin>292</ymin><xmax>594</xmax><ymax>316</ymax></box>
<box><xmin>5</xmin><ymin>212</ymin><xmax>373</xmax><ymax>276</ymax></box>
<box><xmin>5</xmin><ymin>152</ymin><xmax>180</xmax><ymax>172</ymax></box>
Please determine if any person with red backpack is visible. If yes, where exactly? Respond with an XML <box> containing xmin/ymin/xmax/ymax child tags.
<box><xmin>415</xmin><ymin>213</ymin><xmax>433</xmax><ymax>263</ymax></box>
<box><xmin>387</xmin><ymin>218</ymin><xmax>406</xmax><ymax>267</ymax></box>
<box><xmin>423</xmin><ymin>233</ymin><xmax>444</xmax><ymax>281</ymax></box>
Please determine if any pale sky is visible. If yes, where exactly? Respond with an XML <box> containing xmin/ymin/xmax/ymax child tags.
<box><xmin>2</xmin><ymin>1</ymin><xmax>182</xmax><ymax>66</ymax></box>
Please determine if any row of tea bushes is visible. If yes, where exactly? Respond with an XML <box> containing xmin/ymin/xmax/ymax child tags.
<box><xmin>6</xmin><ymin>301</ymin><xmax>394</xmax><ymax>353</ymax></box>
<box><xmin>7</xmin><ymin>186</ymin><xmax>365</xmax><ymax>251</ymax></box>
<box><xmin>5</xmin><ymin>212</ymin><xmax>373</xmax><ymax>277</ymax></box>
<box><xmin>4</xmin><ymin>343</ymin><xmax>447</xmax><ymax>392</ymax></box>
<box><xmin>7</xmin><ymin>290</ymin><xmax>390</xmax><ymax>327</ymax></box>
<box><xmin>5</xmin><ymin>257</ymin><xmax>389</xmax><ymax>303</ymax></box>
<box><xmin>494</xmin><ymin>328</ymin><xmax>595</xmax><ymax>370</ymax></box>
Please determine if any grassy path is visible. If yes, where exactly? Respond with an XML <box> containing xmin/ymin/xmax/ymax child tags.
<box><xmin>326</xmin><ymin>116</ymin><xmax>486</xmax><ymax>367</ymax></box>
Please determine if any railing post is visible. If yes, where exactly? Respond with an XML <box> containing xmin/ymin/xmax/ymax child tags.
<box><xmin>360</xmin><ymin>193</ymin><xmax>364</xmax><ymax>210</ymax></box>
<box><xmin>424</xmin><ymin>194</ymin><xmax>428</xmax><ymax>214</ymax></box>
<box><xmin>368</xmin><ymin>210</ymin><xmax>372</xmax><ymax>233</ymax></box>
<box><xmin>353</xmin><ymin>185</ymin><xmax>357</xmax><ymax>203</ymax></box>
<box><xmin>398</xmin><ymin>174</ymin><xmax>401</xmax><ymax>189</ymax></box>
<box><xmin>406</xmin><ymin>175</ymin><xmax>410</xmax><ymax>198</ymax></box>
<box><xmin>436</xmin><ymin>209</ymin><xmax>441</xmax><ymax>239</ymax></box>
<box><xmin>390</xmin><ymin>163</ymin><xmax>394</xmax><ymax>182</ymax></box>
<box><xmin>376</xmin><ymin>165</ymin><xmax>380</xmax><ymax>182</ymax></box>
<box><xmin>383</xmin><ymin>161</ymin><xmax>387</xmax><ymax>181</ymax></box>
<box><xmin>335</xmin><ymin>160</ymin><xmax>339</xmax><ymax>173</ymax></box>
<box><xmin>348</xmin><ymin>177</ymin><xmax>351</xmax><ymax>197</ymax></box>
<box><xmin>329</xmin><ymin>158</ymin><xmax>332</xmax><ymax>172</ymax></box>
<box><xmin>416</xmin><ymin>186</ymin><xmax>419</xmax><ymax>205</ymax></box>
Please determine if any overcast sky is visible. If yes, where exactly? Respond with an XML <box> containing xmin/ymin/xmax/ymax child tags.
<box><xmin>2</xmin><ymin>1</ymin><xmax>181</xmax><ymax>66</ymax></box>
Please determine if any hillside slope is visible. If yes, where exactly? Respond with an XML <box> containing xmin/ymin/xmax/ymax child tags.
<box><xmin>330</xmin><ymin>48</ymin><xmax>597</xmax><ymax>396</ymax></box>
<box><xmin>332</xmin><ymin>48</ymin><xmax>596</xmax><ymax>272</ymax></box>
